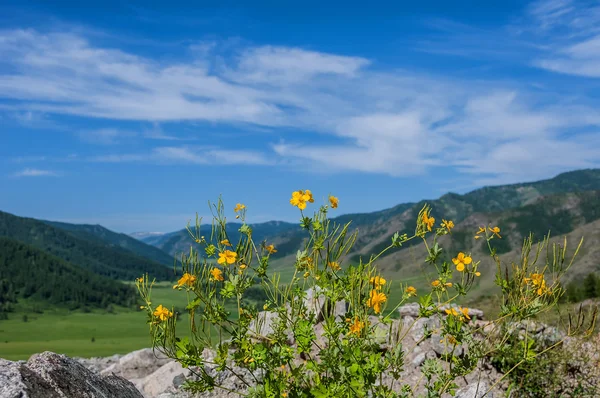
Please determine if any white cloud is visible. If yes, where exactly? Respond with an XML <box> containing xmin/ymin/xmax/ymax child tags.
<box><xmin>1</xmin><ymin>26</ymin><xmax>600</xmax><ymax>184</ymax></box>
<box><xmin>88</xmin><ymin>146</ymin><xmax>272</xmax><ymax>166</ymax></box>
<box><xmin>11</xmin><ymin>168</ymin><xmax>59</xmax><ymax>177</ymax></box>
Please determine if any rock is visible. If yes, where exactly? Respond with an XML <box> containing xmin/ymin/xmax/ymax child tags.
<box><xmin>100</xmin><ymin>348</ymin><xmax>171</xmax><ymax>380</ymax></box>
<box><xmin>303</xmin><ymin>286</ymin><xmax>347</xmax><ymax>321</ymax></box>
<box><xmin>455</xmin><ymin>381</ymin><xmax>492</xmax><ymax>398</ymax></box>
<box><xmin>75</xmin><ymin>353</ymin><xmax>122</xmax><ymax>373</ymax></box>
<box><xmin>411</xmin><ymin>316</ymin><xmax>441</xmax><ymax>342</ymax></box>
<box><xmin>411</xmin><ymin>352</ymin><xmax>427</xmax><ymax>366</ymax></box>
<box><xmin>134</xmin><ymin>361</ymin><xmax>190</xmax><ymax>398</ymax></box>
<box><xmin>304</xmin><ymin>286</ymin><xmax>327</xmax><ymax>320</ymax></box>
<box><xmin>0</xmin><ymin>351</ymin><xmax>143</xmax><ymax>398</ymax></box>
<box><xmin>398</xmin><ymin>303</ymin><xmax>420</xmax><ymax>318</ymax></box>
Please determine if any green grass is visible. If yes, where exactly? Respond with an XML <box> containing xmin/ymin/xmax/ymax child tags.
<box><xmin>0</xmin><ymin>282</ymin><xmax>237</xmax><ymax>361</ymax></box>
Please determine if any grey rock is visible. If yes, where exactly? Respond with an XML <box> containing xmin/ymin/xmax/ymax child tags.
<box><xmin>134</xmin><ymin>361</ymin><xmax>190</xmax><ymax>398</ymax></box>
<box><xmin>100</xmin><ymin>348</ymin><xmax>171</xmax><ymax>380</ymax></box>
<box><xmin>398</xmin><ymin>303</ymin><xmax>420</xmax><ymax>318</ymax></box>
<box><xmin>455</xmin><ymin>381</ymin><xmax>493</xmax><ymax>398</ymax></box>
<box><xmin>411</xmin><ymin>352</ymin><xmax>427</xmax><ymax>366</ymax></box>
<box><xmin>303</xmin><ymin>286</ymin><xmax>348</xmax><ymax>322</ymax></box>
<box><xmin>0</xmin><ymin>351</ymin><xmax>143</xmax><ymax>398</ymax></box>
<box><xmin>411</xmin><ymin>316</ymin><xmax>441</xmax><ymax>342</ymax></box>
<box><xmin>75</xmin><ymin>353</ymin><xmax>122</xmax><ymax>374</ymax></box>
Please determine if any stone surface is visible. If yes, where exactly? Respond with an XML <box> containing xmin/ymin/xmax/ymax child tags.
<box><xmin>455</xmin><ymin>381</ymin><xmax>492</xmax><ymax>398</ymax></box>
<box><xmin>100</xmin><ymin>348</ymin><xmax>171</xmax><ymax>380</ymax></box>
<box><xmin>0</xmin><ymin>352</ymin><xmax>143</xmax><ymax>398</ymax></box>
<box><xmin>398</xmin><ymin>303</ymin><xmax>420</xmax><ymax>318</ymax></box>
<box><xmin>133</xmin><ymin>361</ymin><xmax>190</xmax><ymax>398</ymax></box>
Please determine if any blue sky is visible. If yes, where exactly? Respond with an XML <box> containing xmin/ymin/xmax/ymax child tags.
<box><xmin>1</xmin><ymin>0</ymin><xmax>600</xmax><ymax>233</ymax></box>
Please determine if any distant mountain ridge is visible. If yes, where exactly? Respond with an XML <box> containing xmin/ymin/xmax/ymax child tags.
<box><xmin>0</xmin><ymin>237</ymin><xmax>136</xmax><ymax>315</ymax></box>
<box><xmin>0</xmin><ymin>211</ymin><xmax>173</xmax><ymax>281</ymax></box>
<box><xmin>140</xmin><ymin>169</ymin><xmax>600</xmax><ymax>264</ymax></box>
<box><xmin>45</xmin><ymin>221</ymin><xmax>174</xmax><ymax>267</ymax></box>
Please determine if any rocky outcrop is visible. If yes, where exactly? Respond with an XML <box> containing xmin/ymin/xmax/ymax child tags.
<box><xmin>0</xmin><ymin>351</ymin><xmax>143</xmax><ymax>398</ymax></box>
<box><xmin>5</xmin><ymin>301</ymin><xmax>595</xmax><ymax>398</ymax></box>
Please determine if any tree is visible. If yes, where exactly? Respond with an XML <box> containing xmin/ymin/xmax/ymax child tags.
<box><xmin>582</xmin><ymin>273</ymin><xmax>599</xmax><ymax>299</ymax></box>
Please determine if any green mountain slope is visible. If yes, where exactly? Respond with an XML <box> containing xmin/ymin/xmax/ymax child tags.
<box><xmin>374</xmin><ymin>190</ymin><xmax>600</xmax><ymax>300</ymax></box>
<box><xmin>144</xmin><ymin>220</ymin><xmax>300</xmax><ymax>258</ymax></box>
<box><xmin>144</xmin><ymin>169</ymin><xmax>600</xmax><ymax>266</ymax></box>
<box><xmin>0</xmin><ymin>211</ymin><xmax>173</xmax><ymax>281</ymax></box>
<box><xmin>46</xmin><ymin>221</ymin><xmax>174</xmax><ymax>266</ymax></box>
<box><xmin>0</xmin><ymin>237</ymin><xmax>136</xmax><ymax>315</ymax></box>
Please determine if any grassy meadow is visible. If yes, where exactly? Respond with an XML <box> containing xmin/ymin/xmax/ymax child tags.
<box><xmin>0</xmin><ymin>282</ymin><xmax>198</xmax><ymax>360</ymax></box>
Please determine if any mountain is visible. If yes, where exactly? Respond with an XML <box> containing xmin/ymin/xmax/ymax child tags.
<box><xmin>0</xmin><ymin>211</ymin><xmax>173</xmax><ymax>281</ymax></box>
<box><xmin>0</xmin><ymin>237</ymin><xmax>136</xmax><ymax>316</ymax></box>
<box><xmin>144</xmin><ymin>169</ymin><xmax>600</xmax><ymax>263</ymax></box>
<box><xmin>129</xmin><ymin>231</ymin><xmax>165</xmax><ymax>241</ymax></box>
<box><xmin>45</xmin><ymin>221</ymin><xmax>174</xmax><ymax>266</ymax></box>
<box><xmin>140</xmin><ymin>220</ymin><xmax>300</xmax><ymax>258</ymax></box>
<box><xmin>378</xmin><ymin>190</ymin><xmax>600</xmax><ymax>285</ymax></box>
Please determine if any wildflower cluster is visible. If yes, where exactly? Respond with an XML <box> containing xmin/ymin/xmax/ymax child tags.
<box><xmin>136</xmin><ymin>190</ymin><xmax>593</xmax><ymax>398</ymax></box>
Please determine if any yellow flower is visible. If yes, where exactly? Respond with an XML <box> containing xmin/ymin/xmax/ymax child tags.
<box><xmin>239</xmin><ymin>263</ymin><xmax>247</xmax><ymax>270</ymax></box>
<box><xmin>210</xmin><ymin>268</ymin><xmax>224</xmax><ymax>282</ymax></box>
<box><xmin>173</xmin><ymin>272</ymin><xmax>196</xmax><ymax>289</ymax></box>
<box><xmin>367</xmin><ymin>290</ymin><xmax>387</xmax><ymax>314</ymax></box>
<box><xmin>489</xmin><ymin>226</ymin><xmax>501</xmax><ymax>238</ymax></box>
<box><xmin>445</xmin><ymin>308</ymin><xmax>459</xmax><ymax>316</ymax></box>
<box><xmin>447</xmin><ymin>335</ymin><xmax>458</xmax><ymax>345</ymax></box>
<box><xmin>303</xmin><ymin>271</ymin><xmax>310</xmax><ymax>278</ymax></box>
<box><xmin>526</xmin><ymin>273</ymin><xmax>548</xmax><ymax>296</ymax></box>
<box><xmin>265</xmin><ymin>244</ymin><xmax>277</xmax><ymax>254</ymax></box>
<box><xmin>370</xmin><ymin>276</ymin><xmax>387</xmax><ymax>289</ymax></box>
<box><xmin>445</xmin><ymin>282</ymin><xmax>453</xmax><ymax>288</ymax></box>
<box><xmin>475</xmin><ymin>271</ymin><xmax>481</xmax><ymax>277</ymax></box>
<box><xmin>328</xmin><ymin>261</ymin><xmax>341</xmax><ymax>271</ymax></box>
<box><xmin>452</xmin><ymin>252</ymin><xmax>472</xmax><ymax>272</ymax></box>
<box><xmin>474</xmin><ymin>235</ymin><xmax>482</xmax><ymax>240</ymax></box>
<box><xmin>460</xmin><ymin>307</ymin><xmax>471</xmax><ymax>320</ymax></box>
<box><xmin>405</xmin><ymin>286</ymin><xmax>417</xmax><ymax>297</ymax></box>
<box><xmin>441</xmin><ymin>219</ymin><xmax>454</xmax><ymax>231</ymax></box>
<box><xmin>217</xmin><ymin>250</ymin><xmax>237</xmax><ymax>265</ymax></box>
<box><xmin>220</xmin><ymin>239</ymin><xmax>232</xmax><ymax>246</ymax></box>
<box><xmin>422</xmin><ymin>212</ymin><xmax>435</xmax><ymax>232</ymax></box>
<box><xmin>349</xmin><ymin>317</ymin><xmax>364</xmax><ymax>335</ymax></box>
<box><xmin>477</xmin><ymin>226</ymin><xmax>486</xmax><ymax>234</ymax></box>
<box><xmin>329</xmin><ymin>195</ymin><xmax>339</xmax><ymax>209</ymax></box>
<box><xmin>137</xmin><ymin>277</ymin><xmax>144</xmax><ymax>283</ymax></box>
<box><xmin>153</xmin><ymin>305</ymin><xmax>173</xmax><ymax>322</ymax></box>
<box><xmin>234</xmin><ymin>203</ymin><xmax>246</xmax><ymax>212</ymax></box>
<box><xmin>431</xmin><ymin>279</ymin><xmax>441</xmax><ymax>287</ymax></box>
<box><xmin>290</xmin><ymin>190</ymin><xmax>315</xmax><ymax>210</ymax></box>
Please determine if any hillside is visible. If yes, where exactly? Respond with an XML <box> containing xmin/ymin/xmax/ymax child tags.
<box><xmin>0</xmin><ymin>237</ymin><xmax>136</xmax><ymax>316</ymax></box>
<box><xmin>141</xmin><ymin>169</ymin><xmax>600</xmax><ymax>264</ymax></box>
<box><xmin>142</xmin><ymin>220</ymin><xmax>300</xmax><ymax>258</ymax></box>
<box><xmin>376</xmin><ymin>190</ymin><xmax>600</xmax><ymax>291</ymax></box>
<box><xmin>46</xmin><ymin>221</ymin><xmax>174</xmax><ymax>266</ymax></box>
<box><xmin>0</xmin><ymin>211</ymin><xmax>173</xmax><ymax>281</ymax></box>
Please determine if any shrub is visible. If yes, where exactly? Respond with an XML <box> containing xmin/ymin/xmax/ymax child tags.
<box><xmin>137</xmin><ymin>192</ymin><xmax>596</xmax><ymax>397</ymax></box>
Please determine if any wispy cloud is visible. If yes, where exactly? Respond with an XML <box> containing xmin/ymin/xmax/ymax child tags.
<box><xmin>1</xmin><ymin>21</ymin><xmax>600</xmax><ymax>184</ymax></box>
<box><xmin>88</xmin><ymin>146</ymin><xmax>272</xmax><ymax>166</ymax></box>
<box><xmin>525</xmin><ymin>0</ymin><xmax>600</xmax><ymax>77</ymax></box>
<box><xmin>11</xmin><ymin>168</ymin><xmax>59</xmax><ymax>177</ymax></box>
